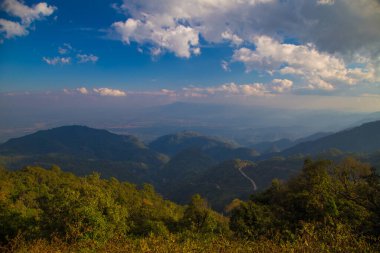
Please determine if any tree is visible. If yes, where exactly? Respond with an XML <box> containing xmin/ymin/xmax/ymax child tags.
<box><xmin>181</xmin><ymin>194</ymin><xmax>228</xmax><ymax>233</ymax></box>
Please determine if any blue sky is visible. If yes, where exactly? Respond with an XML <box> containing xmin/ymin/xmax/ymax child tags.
<box><xmin>0</xmin><ymin>0</ymin><xmax>380</xmax><ymax>111</ymax></box>
<box><xmin>0</xmin><ymin>0</ymin><xmax>256</xmax><ymax>91</ymax></box>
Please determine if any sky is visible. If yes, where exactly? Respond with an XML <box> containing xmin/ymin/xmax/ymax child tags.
<box><xmin>1</xmin><ymin>0</ymin><xmax>380</xmax><ymax>112</ymax></box>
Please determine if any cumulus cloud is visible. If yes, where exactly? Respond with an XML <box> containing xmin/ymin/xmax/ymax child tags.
<box><xmin>182</xmin><ymin>79</ymin><xmax>294</xmax><ymax>97</ymax></box>
<box><xmin>110</xmin><ymin>0</ymin><xmax>380</xmax><ymax>91</ymax></box>
<box><xmin>0</xmin><ymin>18</ymin><xmax>27</xmax><ymax>38</ymax></box>
<box><xmin>76</xmin><ymin>87</ymin><xmax>89</xmax><ymax>94</ymax></box>
<box><xmin>112</xmin><ymin>0</ymin><xmax>273</xmax><ymax>58</ymax></box>
<box><xmin>42</xmin><ymin>57</ymin><xmax>71</xmax><ymax>65</ymax></box>
<box><xmin>66</xmin><ymin>84</ymin><xmax>288</xmax><ymax>98</ymax></box>
<box><xmin>112</xmin><ymin>0</ymin><xmax>380</xmax><ymax>58</ymax></box>
<box><xmin>221</xmin><ymin>30</ymin><xmax>243</xmax><ymax>46</ymax></box>
<box><xmin>0</xmin><ymin>0</ymin><xmax>56</xmax><ymax>40</ymax></box>
<box><xmin>63</xmin><ymin>87</ymin><xmax>127</xmax><ymax>97</ymax></box>
<box><xmin>77</xmin><ymin>54</ymin><xmax>99</xmax><ymax>63</ymax></box>
<box><xmin>232</xmin><ymin>36</ymin><xmax>375</xmax><ymax>90</ymax></box>
<box><xmin>93</xmin><ymin>88</ymin><xmax>126</xmax><ymax>97</ymax></box>
<box><xmin>113</xmin><ymin>19</ymin><xmax>200</xmax><ymax>58</ymax></box>
<box><xmin>2</xmin><ymin>0</ymin><xmax>56</xmax><ymax>24</ymax></box>
<box><xmin>271</xmin><ymin>79</ymin><xmax>293</xmax><ymax>93</ymax></box>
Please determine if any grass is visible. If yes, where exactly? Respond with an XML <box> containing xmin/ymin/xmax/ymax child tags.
<box><xmin>3</xmin><ymin>232</ymin><xmax>377</xmax><ymax>253</ymax></box>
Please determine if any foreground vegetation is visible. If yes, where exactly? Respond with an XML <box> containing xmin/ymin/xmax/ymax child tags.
<box><xmin>3</xmin><ymin>231</ymin><xmax>376</xmax><ymax>253</ymax></box>
<box><xmin>0</xmin><ymin>157</ymin><xmax>379</xmax><ymax>252</ymax></box>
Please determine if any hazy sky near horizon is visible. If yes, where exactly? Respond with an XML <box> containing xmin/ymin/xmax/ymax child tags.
<box><xmin>1</xmin><ymin>0</ymin><xmax>380</xmax><ymax>111</ymax></box>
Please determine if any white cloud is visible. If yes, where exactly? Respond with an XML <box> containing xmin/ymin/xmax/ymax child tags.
<box><xmin>93</xmin><ymin>88</ymin><xmax>126</xmax><ymax>97</ymax></box>
<box><xmin>150</xmin><ymin>47</ymin><xmax>162</xmax><ymax>57</ymax></box>
<box><xmin>221</xmin><ymin>60</ymin><xmax>230</xmax><ymax>72</ymax></box>
<box><xmin>159</xmin><ymin>89</ymin><xmax>177</xmax><ymax>97</ymax></box>
<box><xmin>0</xmin><ymin>0</ymin><xmax>56</xmax><ymax>40</ymax></box>
<box><xmin>232</xmin><ymin>36</ymin><xmax>375</xmax><ymax>90</ymax></box>
<box><xmin>58</xmin><ymin>43</ymin><xmax>72</xmax><ymax>55</ymax></box>
<box><xmin>42</xmin><ymin>57</ymin><xmax>71</xmax><ymax>65</ymax></box>
<box><xmin>60</xmin><ymin>77</ymin><xmax>377</xmax><ymax>100</ymax></box>
<box><xmin>271</xmin><ymin>79</ymin><xmax>293</xmax><ymax>93</ymax></box>
<box><xmin>63</xmin><ymin>88</ymin><xmax>71</xmax><ymax>94</ymax></box>
<box><xmin>110</xmin><ymin>3</ymin><xmax>122</xmax><ymax>13</ymax></box>
<box><xmin>183</xmin><ymin>82</ymin><xmax>272</xmax><ymax>97</ymax></box>
<box><xmin>239</xmin><ymin>83</ymin><xmax>267</xmax><ymax>96</ymax></box>
<box><xmin>77</xmin><ymin>54</ymin><xmax>99</xmax><ymax>63</ymax></box>
<box><xmin>63</xmin><ymin>87</ymin><xmax>126</xmax><ymax>96</ymax></box>
<box><xmin>2</xmin><ymin>0</ymin><xmax>56</xmax><ymax>24</ymax></box>
<box><xmin>45</xmin><ymin>45</ymin><xmax>99</xmax><ymax>65</ymax></box>
<box><xmin>181</xmin><ymin>78</ymin><xmax>296</xmax><ymax>97</ymax></box>
<box><xmin>0</xmin><ymin>18</ymin><xmax>27</xmax><ymax>38</ymax></box>
<box><xmin>317</xmin><ymin>0</ymin><xmax>335</xmax><ymax>5</ymax></box>
<box><xmin>112</xmin><ymin>0</ymin><xmax>380</xmax><ymax>58</ymax></box>
<box><xmin>76</xmin><ymin>87</ymin><xmax>89</xmax><ymax>95</ymax></box>
<box><xmin>112</xmin><ymin>0</ymin><xmax>273</xmax><ymax>57</ymax></box>
<box><xmin>111</xmin><ymin>0</ymin><xmax>380</xmax><ymax>86</ymax></box>
<box><xmin>221</xmin><ymin>30</ymin><xmax>243</xmax><ymax>46</ymax></box>
<box><xmin>113</xmin><ymin>19</ymin><xmax>200</xmax><ymax>58</ymax></box>
<box><xmin>58</xmin><ymin>48</ymin><xmax>68</xmax><ymax>55</ymax></box>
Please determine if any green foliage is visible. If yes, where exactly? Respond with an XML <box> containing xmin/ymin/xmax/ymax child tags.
<box><xmin>0</xmin><ymin>166</ymin><xmax>183</xmax><ymax>243</ymax></box>
<box><xmin>230</xmin><ymin>157</ymin><xmax>380</xmax><ymax>241</ymax></box>
<box><xmin>229</xmin><ymin>201</ymin><xmax>274</xmax><ymax>239</ymax></box>
<box><xmin>180</xmin><ymin>194</ymin><xmax>229</xmax><ymax>234</ymax></box>
<box><xmin>1</xmin><ymin>157</ymin><xmax>379</xmax><ymax>252</ymax></box>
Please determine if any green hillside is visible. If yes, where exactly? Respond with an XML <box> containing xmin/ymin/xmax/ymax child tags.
<box><xmin>282</xmin><ymin>121</ymin><xmax>380</xmax><ymax>156</ymax></box>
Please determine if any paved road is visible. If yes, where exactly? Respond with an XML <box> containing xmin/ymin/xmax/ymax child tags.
<box><xmin>238</xmin><ymin>166</ymin><xmax>258</xmax><ymax>191</ymax></box>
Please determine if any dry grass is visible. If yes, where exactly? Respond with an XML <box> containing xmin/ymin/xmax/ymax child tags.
<box><xmin>3</xmin><ymin>232</ymin><xmax>377</xmax><ymax>253</ymax></box>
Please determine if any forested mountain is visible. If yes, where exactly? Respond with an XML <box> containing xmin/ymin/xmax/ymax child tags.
<box><xmin>0</xmin><ymin>126</ymin><xmax>170</xmax><ymax>184</ymax></box>
<box><xmin>0</xmin><ymin>125</ymin><xmax>167</xmax><ymax>166</ymax></box>
<box><xmin>281</xmin><ymin>120</ymin><xmax>380</xmax><ymax>156</ymax></box>
<box><xmin>149</xmin><ymin>131</ymin><xmax>259</xmax><ymax>161</ymax></box>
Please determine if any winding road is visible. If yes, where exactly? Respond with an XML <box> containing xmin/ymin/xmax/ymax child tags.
<box><xmin>238</xmin><ymin>166</ymin><xmax>258</xmax><ymax>192</ymax></box>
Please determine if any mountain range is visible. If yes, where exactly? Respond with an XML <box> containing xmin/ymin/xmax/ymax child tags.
<box><xmin>1</xmin><ymin>120</ymin><xmax>380</xmax><ymax>211</ymax></box>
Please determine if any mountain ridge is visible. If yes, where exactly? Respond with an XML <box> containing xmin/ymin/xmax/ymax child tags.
<box><xmin>281</xmin><ymin>120</ymin><xmax>380</xmax><ymax>156</ymax></box>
